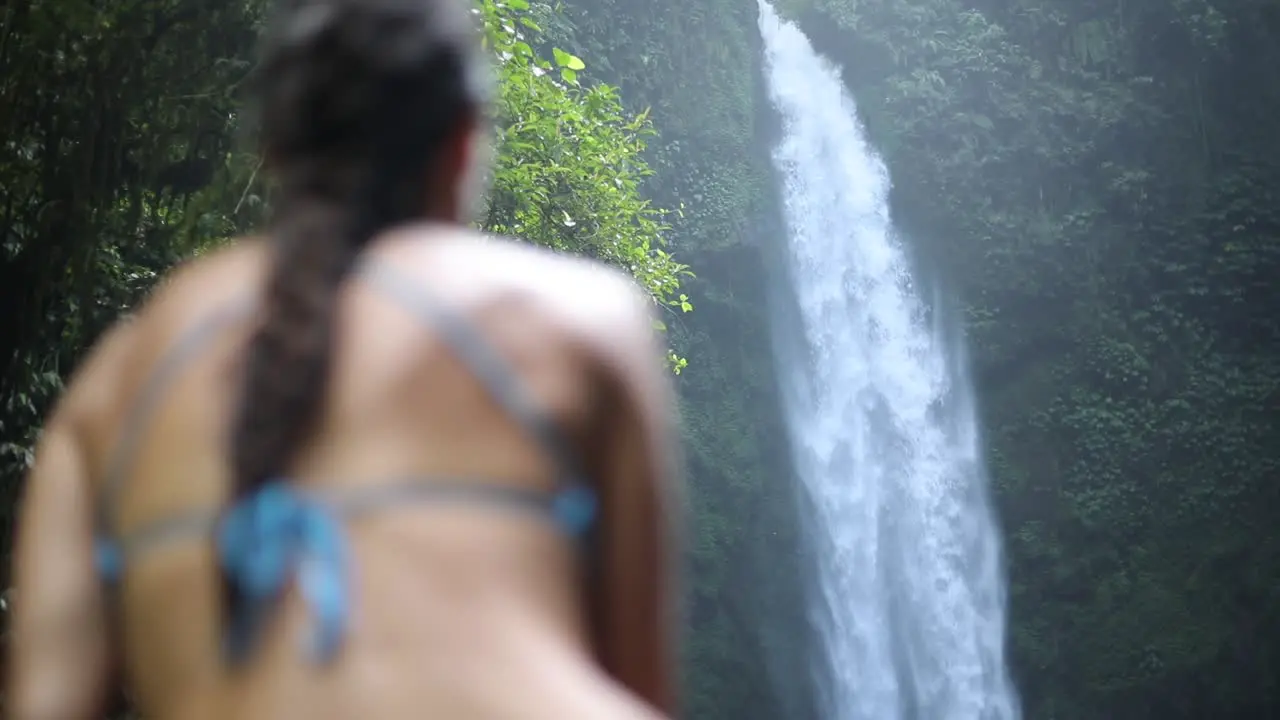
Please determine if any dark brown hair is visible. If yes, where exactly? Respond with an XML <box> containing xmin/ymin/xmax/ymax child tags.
<box><xmin>226</xmin><ymin>0</ymin><xmax>485</xmax><ymax>616</ymax></box>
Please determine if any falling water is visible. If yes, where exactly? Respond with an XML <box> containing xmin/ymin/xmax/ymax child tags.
<box><xmin>757</xmin><ymin>3</ymin><xmax>1020</xmax><ymax>719</ymax></box>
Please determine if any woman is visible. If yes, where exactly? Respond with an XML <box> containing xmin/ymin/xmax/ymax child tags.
<box><xmin>4</xmin><ymin>0</ymin><xmax>681</xmax><ymax>718</ymax></box>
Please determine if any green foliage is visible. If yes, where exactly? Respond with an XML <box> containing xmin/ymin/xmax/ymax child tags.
<box><xmin>0</xmin><ymin>0</ymin><xmax>265</xmax><ymax>523</ymax></box>
<box><xmin>478</xmin><ymin>0</ymin><xmax>693</xmax><ymax>371</ymax></box>
<box><xmin>563</xmin><ymin>0</ymin><xmax>767</xmax><ymax>253</ymax></box>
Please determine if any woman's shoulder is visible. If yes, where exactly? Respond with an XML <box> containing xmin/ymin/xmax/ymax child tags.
<box><xmin>53</xmin><ymin>239</ymin><xmax>267</xmax><ymax>429</ymax></box>
<box><xmin>382</xmin><ymin>225</ymin><xmax>659</xmax><ymax>361</ymax></box>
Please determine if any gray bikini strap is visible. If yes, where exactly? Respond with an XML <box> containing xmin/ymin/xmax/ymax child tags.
<box><xmin>356</xmin><ymin>257</ymin><xmax>588</xmax><ymax>486</ymax></box>
<box><xmin>95</xmin><ymin>258</ymin><xmax>597</xmax><ymax>576</ymax></box>
<box><xmin>96</xmin><ymin>300</ymin><xmax>254</xmax><ymax>537</ymax></box>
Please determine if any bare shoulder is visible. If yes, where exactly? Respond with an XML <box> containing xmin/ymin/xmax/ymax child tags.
<box><xmin>466</xmin><ymin>233</ymin><xmax>660</xmax><ymax>374</ymax></box>
<box><xmin>386</xmin><ymin>226</ymin><xmax>662</xmax><ymax>373</ymax></box>
<box><xmin>138</xmin><ymin>238</ymin><xmax>268</xmax><ymax>323</ymax></box>
<box><xmin>52</xmin><ymin>318</ymin><xmax>140</xmax><ymax>431</ymax></box>
<box><xmin>56</xmin><ymin>239</ymin><xmax>266</xmax><ymax>428</ymax></box>
<box><xmin>506</xmin><ymin>242</ymin><xmax>654</xmax><ymax>332</ymax></box>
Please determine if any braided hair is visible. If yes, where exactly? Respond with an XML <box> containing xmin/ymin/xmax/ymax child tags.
<box><xmin>227</xmin><ymin>0</ymin><xmax>489</xmax><ymax>634</ymax></box>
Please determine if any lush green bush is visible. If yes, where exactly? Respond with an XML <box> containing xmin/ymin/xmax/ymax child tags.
<box><xmin>480</xmin><ymin>0</ymin><xmax>693</xmax><ymax>370</ymax></box>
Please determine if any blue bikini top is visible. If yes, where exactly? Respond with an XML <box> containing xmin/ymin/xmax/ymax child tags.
<box><xmin>92</xmin><ymin>256</ymin><xmax>598</xmax><ymax>665</ymax></box>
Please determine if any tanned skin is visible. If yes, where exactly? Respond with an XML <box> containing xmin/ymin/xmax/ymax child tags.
<box><xmin>6</xmin><ymin>124</ymin><xmax>681</xmax><ymax>720</ymax></box>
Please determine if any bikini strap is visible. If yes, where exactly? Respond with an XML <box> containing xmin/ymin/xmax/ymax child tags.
<box><xmin>355</xmin><ymin>256</ymin><xmax>601</xmax><ymax>637</ymax></box>
<box><xmin>356</xmin><ymin>256</ymin><xmax>590</xmax><ymax>491</ymax></box>
<box><xmin>95</xmin><ymin>300</ymin><xmax>253</xmax><ymax>577</ymax></box>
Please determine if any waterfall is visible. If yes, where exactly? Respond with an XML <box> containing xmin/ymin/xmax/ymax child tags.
<box><xmin>756</xmin><ymin>3</ymin><xmax>1021</xmax><ymax>719</ymax></box>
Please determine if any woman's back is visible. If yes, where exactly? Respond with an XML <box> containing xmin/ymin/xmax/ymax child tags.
<box><xmin>8</xmin><ymin>227</ymin><xmax>679</xmax><ymax>720</ymax></box>
<box><xmin>6</xmin><ymin>2</ymin><xmax>680</xmax><ymax>716</ymax></box>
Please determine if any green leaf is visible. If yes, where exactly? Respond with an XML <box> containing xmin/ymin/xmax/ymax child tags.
<box><xmin>552</xmin><ymin>47</ymin><xmax>585</xmax><ymax>70</ymax></box>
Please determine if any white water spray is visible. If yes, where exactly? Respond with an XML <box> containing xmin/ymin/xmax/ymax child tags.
<box><xmin>757</xmin><ymin>4</ymin><xmax>1020</xmax><ymax>719</ymax></box>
